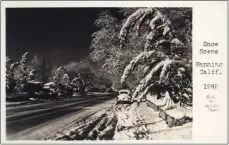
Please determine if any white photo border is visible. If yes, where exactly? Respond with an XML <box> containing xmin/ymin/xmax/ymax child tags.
<box><xmin>1</xmin><ymin>1</ymin><xmax>227</xmax><ymax>144</ymax></box>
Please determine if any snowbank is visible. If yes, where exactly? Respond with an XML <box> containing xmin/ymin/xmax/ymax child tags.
<box><xmin>47</xmin><ymin>102</ymin><xmax>192</xmax><ymax>140</ymax></box>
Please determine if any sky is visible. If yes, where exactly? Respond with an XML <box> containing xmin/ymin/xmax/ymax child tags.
<box><xmin>6</xmin><ymin>8</ymin><xmax>120</xmax><ymax>67</ymax></box>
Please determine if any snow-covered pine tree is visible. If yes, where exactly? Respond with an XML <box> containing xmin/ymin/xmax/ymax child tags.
<box><xmin>6</xmin><ymin>57</ymin><xmax>20</xmax><ymax>94</ymax></box>
<box><xmin>120</xmin><ymin>8</ymin><xmax>192</xmax><ymax>107</ymax></box>
<box><xmin>53</xmin><ymin>66</ymin><xmax>67</xmax><ymax>85</ymax></box>
<box><xmin>14</xmin><ymin>52</ymin><xmax>29</xmax><ymax>92</ymax></box>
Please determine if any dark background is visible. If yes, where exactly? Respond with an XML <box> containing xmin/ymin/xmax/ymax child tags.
<box><xmin>6</xmin><ymin>8</ymin><xmax>120</xmax><ymax>67</ymax></box>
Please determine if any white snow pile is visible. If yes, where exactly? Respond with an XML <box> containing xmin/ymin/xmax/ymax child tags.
<box><xmin>46</xmin><ymin>102</ymin><xmax>192</xmax><ymax>140</ymax></box>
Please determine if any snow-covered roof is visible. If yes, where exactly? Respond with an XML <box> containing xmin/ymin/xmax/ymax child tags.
<box><xmin>119</xmin><ymin>89</ymin><xmax>130</xmax><ymax>94</ymax></box>
<box><xmin>28</xmin><ymin>81</ymin><xmax>44</xmax><ymax>84</ymax></box>
<box><xmin>44</xmin><ymin>82</ymin><xmax>54</xmax><ymax>86</ymax></box>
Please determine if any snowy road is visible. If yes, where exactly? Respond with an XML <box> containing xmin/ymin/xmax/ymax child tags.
<box><xmin>6</xmin><ymin>95</ymin><xmax>116</xmax><ymax>140</ymax></box>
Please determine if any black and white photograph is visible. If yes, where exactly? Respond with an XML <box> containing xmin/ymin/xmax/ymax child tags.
<box><xmin>5</xmin><ymin>6</ymin><xmax>193</xmax><ymax>140</ymax></box>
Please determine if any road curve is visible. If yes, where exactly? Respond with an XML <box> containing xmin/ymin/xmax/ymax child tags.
<box><xmin>6</xmin><ymin>95</ymin><xmax>116</xmax><ymax>140</ymax></box>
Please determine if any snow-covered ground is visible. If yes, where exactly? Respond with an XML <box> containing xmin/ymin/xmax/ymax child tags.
<box><xmin>113</xmin><ymin>102</ymin><xmax>192</xmax><ymax>140</ymax></box>
<box><xmin>47</xmin><ymin>102</ymin><xmax>192</xmax><ymax>140</ymax></box>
